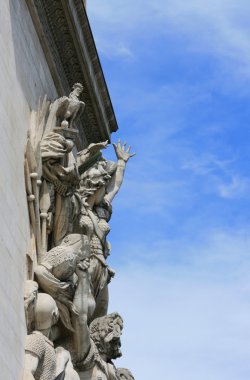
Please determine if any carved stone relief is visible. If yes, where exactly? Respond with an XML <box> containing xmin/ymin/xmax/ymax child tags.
<box><xmin>23</xmin><ymin>86</ymin><xmax>135</xmax><ymax>379</ymax></box>
<box><xmin>117</xmin><ymin>368</ymin><xmax>135</xmax><ymax>380</ymax></box>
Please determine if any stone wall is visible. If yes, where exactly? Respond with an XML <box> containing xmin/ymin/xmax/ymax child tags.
<box><xmin>0</xmin><ymin>0</ymin><xmax>57</xmax><ymax>377</ymax></box>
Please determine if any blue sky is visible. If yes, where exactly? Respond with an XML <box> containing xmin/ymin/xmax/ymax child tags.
<box><xmin>88</xmin><ymin>1</ymin><xmax>250</xmax><ymax>379</ymax></box>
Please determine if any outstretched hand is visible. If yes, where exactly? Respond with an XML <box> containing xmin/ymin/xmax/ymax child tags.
<box><xmin>113</xmin><ymin>140</ymin><xmax>136</xmax><ymax>163</ymax></box>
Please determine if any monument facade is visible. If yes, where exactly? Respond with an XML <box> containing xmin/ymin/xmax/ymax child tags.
<box><xmin>0</xmin><ymin>1</ymin><xmax>135</xmax><ymax>379</ymax></box>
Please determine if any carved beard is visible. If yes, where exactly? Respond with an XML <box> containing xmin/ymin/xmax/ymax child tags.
<box><xmin>104</xmin><ymin>338</ymin><xmax>122</xmax><ymax>360</ymax></box>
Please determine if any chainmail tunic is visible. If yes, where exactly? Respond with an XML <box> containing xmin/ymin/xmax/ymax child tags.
<box><xmin>41</xmin><ymin>246</ymin><xmax>78</xmax><ymax>281</ymax></box>
<box><xmin>25</xmin><ymin>331</ymin><xmax>56</xmax><ymax>380</ymax></box>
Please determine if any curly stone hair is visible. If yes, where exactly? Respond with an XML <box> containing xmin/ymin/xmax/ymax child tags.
<box><xmin>89</xmin><ymin>312</ymin><xmax>123</xmax><ymax>354</ymax></box>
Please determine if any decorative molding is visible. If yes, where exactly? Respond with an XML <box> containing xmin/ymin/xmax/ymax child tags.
<box><xmin>26</xmin><ymin>0</ymin><xmax>118</xmax><ymax>148</ymax></box>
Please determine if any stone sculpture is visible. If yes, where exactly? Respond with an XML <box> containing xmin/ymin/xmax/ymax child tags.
<box><xmin>23</xmin><ymin>292</ymin><xmax>59</xmax><ymax>379</ymax></box>
<box><xmin>73</xmin><ymin>140</ymin><xmax>135</xmax><ymax>319</ymax></box>
<box><xmin>72</xmin><ymin>261</ymin><xmax>123</xmax><ymax>379</ymax></box>
<box><xmin>40</xmin><ymin>132</ymin><xmax>78</xmax><ymax>196</ymax></box>
<box><xmin>24</xmin><ymin>89</ymin><xmax>136</xmax><ymax>379</ymax></box>
<box><xmin>24</xmin><ymin>280</ymin><xmax>39</xmax><ymax>334</ymax></box>
<box><xmin>40</xmin><ymin>126</ymin><xmax>79</xmax><ymax>247</ymax></box>
<box><xmin>23</xmin><ymin>288</ymin><xmax>80</xmax><ymax>380</ymax></box>
<box><xmin>116</xmin><ymin>369</ymin><xmax>135</xmax><ymax>380</ymax></box>
<box><xmin>55</xmin><ymin>83</ymin><xmax>85</xmax><ymax>129</ymax></box>
<box><xmin>24</xmin><ymin>84</ymin><xmax>82</xmax><ymax>266</ymax></box>
<box><xmin>35</xmin><ymin>234</ymin><xmax>95</xmax><ymax>331</ymax></box>
<box><xmin>55</xmin><ymin>347</ymin><xmax>80</xmax><ymax>380</ymax></box>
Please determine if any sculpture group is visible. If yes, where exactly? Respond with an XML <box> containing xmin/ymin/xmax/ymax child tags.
<box><xmin>23</xmin><ymin>84</ymin><xmax>135</xmax><ymax>380</ymax></box>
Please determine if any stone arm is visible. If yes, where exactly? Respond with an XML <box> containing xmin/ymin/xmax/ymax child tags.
<box><xmin>104</xmin><ymin>159</ymin><xmax>126</xmax><ymax>204</ymax></box>
<box><xmin>55</xmin><ymin>347</ymin><xmax>80</xmax><ymax>380</ymax></box>
<box><xmin>105</xmin><ymin>141</ymin><xmax>135</xmax><ymax>204</ymax></box>
<box><xmin>72</xmin><ymin>260</ymin><xmax>91</xmax><ymax>361</ymax></box>
<box><xmin>35</xmin><ymin>265</ymin><xmax>76</xmax><ymax>313</ymax></box>
<box><xmin>23</xmin><ymin>352</ymin><xmax>39</xmax><ymax>380</ymax></box>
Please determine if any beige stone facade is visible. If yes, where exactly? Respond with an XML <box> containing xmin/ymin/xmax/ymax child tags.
<box><xmin>0</xmin><ymin>1</ymin><xmax>57</xmax><ymax>378</ymax></box>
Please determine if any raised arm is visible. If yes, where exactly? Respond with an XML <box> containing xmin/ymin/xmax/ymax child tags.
<box><xmin>105</xmin><ymin>140</ymin><xmax>135</xmax><ymax>204</ymax></box>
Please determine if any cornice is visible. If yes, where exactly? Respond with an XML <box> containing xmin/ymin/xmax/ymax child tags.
<box><xmin>26</xmin><ymin>0</ymin><xmax>118</xmax><ymax>147</ymax></box>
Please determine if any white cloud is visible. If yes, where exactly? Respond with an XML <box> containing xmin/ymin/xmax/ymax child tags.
<box><xmin>218</xmin><ymin>175</ymin><xmax>250</xmax><ymax>199</ymax></box>
<box><xmin>116</xmin><ymin>46</ymin><xmax>134</xmax><ymax>60</ymax></box>
<box><xmin>108</xmin><ymin>230</ymin><xmax>250</xmax><ymax>380</ymax></box>
<box><xmin>93</xmin><ymin>36</ymin><xmax>135</xmax><ymax>60</ymax></box>
<box><xmin>181</xmin><ymin>153</ymin><xmax>250</xmax><ymax>199</ymax></box>
<box><xmin>181</xmin><ymin>154</ymin><xmax>231</xmax><ymax>176</ymax></box>
<box><xmin>89</xmin><ymin>0</ymin><xmax>250</xmax><ymax>81</ymax></box>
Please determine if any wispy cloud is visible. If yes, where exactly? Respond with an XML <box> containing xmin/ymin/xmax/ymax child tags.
<box><xmin>109</xmin><ymin>230</ymin><xmax>250</xmax><ymax>380</ymax></box>
<box><xmin>93</xmin><ymin>36</ymin><xmax>135</xmax><ymax>60</ymax></box>
<box><xmin>89</xmin><ymin>0</ymin><xmax>250</xmax><ymax>84</ymax></box>
<box><xmin>218</xmin><ymin>175</ymin><xmax>250</xmax><ymax>199</ymax></box>
<box><xmin>181</xmin><ymin>154</ymin><xmax>232</xmax><ymax>176</ymax></box>
<box><xmin>181</xmin><ymin>153</ymin><xmax>250</xmax><ymax>199</ymax></box>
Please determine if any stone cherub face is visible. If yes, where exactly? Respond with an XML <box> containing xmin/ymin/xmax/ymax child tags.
<box><xmin>89</xmin><ymin>312</ymin><xmax>123</xmax><ymax>360</ymax></box>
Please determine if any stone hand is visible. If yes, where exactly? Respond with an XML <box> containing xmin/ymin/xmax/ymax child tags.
<box><xmin>75</xmin><ymin>258</ymin><xmax>90</xmax><ymax>278</ymax></box>
<box><xmin>113</xmin><ymin>139</ymin><xmax>136</xmax><ymax>162</ymax></box>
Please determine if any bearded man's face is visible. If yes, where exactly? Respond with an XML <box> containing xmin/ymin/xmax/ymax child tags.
<box><xmin>104</xmin><ymin>337</ymin><xmax>122</xmax><ymax>360</ymax></box>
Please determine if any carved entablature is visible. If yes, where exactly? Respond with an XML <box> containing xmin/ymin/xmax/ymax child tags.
<box><xmin>26</xmin><ymin>0</ymin><xmax>118</xmax><ymax>148</ymax></box>
<box><xmin>23</xmin><ymin>88</ymin><xmax>136</xmax><ymax>379</ymax></box>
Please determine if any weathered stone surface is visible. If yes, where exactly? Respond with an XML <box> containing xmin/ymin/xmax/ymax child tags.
<box><xmin>0</xmin><ymin>0</ymin><xmax>58</xmax><ymax>377</ymax></box>
<box><xmin>23</xmin><ymin>92</ymin><xmax>135</xmax><ymax>376</ymax></box>
<box><xmin>23</xmin><ymin>292</ymin><xmax>58</xmax><ymax>379</ymax></box>
<box><xmin>116</xmin><ymin>368</ymin><xmax>135</xmax><ymax>380</ymax></box>
<box><xmin>24</xmin><ymin>292</ymin><xmax>79</xmax><ymax>379</ymax></box>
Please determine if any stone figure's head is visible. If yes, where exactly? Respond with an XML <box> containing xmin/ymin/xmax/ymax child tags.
<box><xmin>82</xmin><ymin>159</ymin><xmax>111</xmax><ymax>188</ymax></box>
<box><xmin>90</xmin><ymin>312</ymin><xmax>123</xmax><ymax>360</ymax></box>
<box><xmin>24</xmin><ymin>280</ymin><xmax>39</xmax><ymax>333</ymax></box>
<box><xmin>71</xmin><ymin>82</ymin><xmax>83</xmax><ymax>97</ymax></box>
<box><xmin>35</xmin><ymin>293</ymin><xmax>59</xmax><ymax>332</ymax></box>
<box><xmin>117</xmin><ymin>368</ymin><xmax>135</xmax><ymax>380</ymax></box>
<box><xmin>79</xmin><ymin>158</ymin><xmax>117</xmax><ymax>208</ymax></box>
<box><xmin>61</xmin><ymin>234</ymin><xmax>90</xmax><ymax>260</ymax></box>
